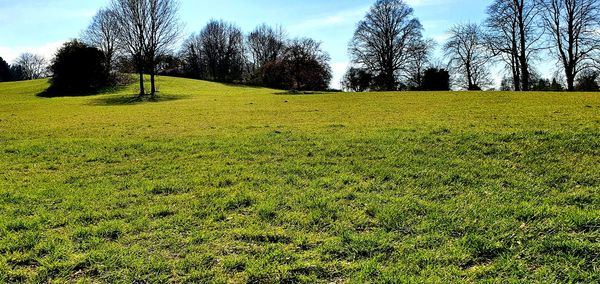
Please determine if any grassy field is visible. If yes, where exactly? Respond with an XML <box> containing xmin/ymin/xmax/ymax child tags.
<box><xmin>0</xmin><ymin>77</ymin><xmax>599</xmax><ymax>283</ymax></box>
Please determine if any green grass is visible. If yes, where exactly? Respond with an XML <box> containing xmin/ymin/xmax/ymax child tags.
<box><xmin>0</xmin><ymin>77</ymin><xmax>599</xmax><ymax>283</ymax></box>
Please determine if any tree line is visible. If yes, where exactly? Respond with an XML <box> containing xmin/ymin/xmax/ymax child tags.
<box><xmin>74</xmin><ymin>0</ymin><xmax>332</xmax><ymax>95</ymax></box>
<box><xmin>178</xmin><ymin>21</ymin><xmax>331</xmax><ymax>91</ymax></box>
<box><xmin>344</xmin><ymin>0</ymin><xmax>600</xmax><ymax>92</ymax></box>
<box><xmin>0</xmin><ymin>0</ymin><xmax>332</xmax><ymax>95</ymax></box>
<box><xmin>1</xmin><ymin>0</ymin><xmax>599</xmax><ymax>93</ymax></box>
<box><xmin>0</xmin><ymin>53</ymin><xmax>48</xmax><ymax>82</ymax></box>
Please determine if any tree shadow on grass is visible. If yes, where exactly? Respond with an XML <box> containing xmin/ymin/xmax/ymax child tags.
<box><xmin>36</xmin><ymin>85</ymin><xmax>130</xmax><ymax>98</ymax></box>
<box><xmin>89</xmin><ymin>94</ymin><xmax>186</xmax><ymax>106</ymax></box>
<box><xmin>273</xmin><ymin>90</ymin><xmax>329</xmax><ymax>95</ymax></box>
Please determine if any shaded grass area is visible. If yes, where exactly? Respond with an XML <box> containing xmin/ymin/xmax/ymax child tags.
<box><xmin>274</xmin><ymin>90</ymin><xmax>329</xmax><ymax>95</ymax></box>
<box><xmin>36</xmin><ymin>73</ymin><xmax>135</xmax><ymax>98</ymax></box>
<box><xmin>36</xmin><ymin>84</ymin><xmax>131</xmax><ymax>98</ymax></box>
<box><xmin>0</xmin><ymin>77</ymin><xmax>599</xmax><ymax>283</ymax></box>
<box><xmin>90</xmin><ymin>94</ymin><xmax>187</xmax><ymax>106</ymax></box>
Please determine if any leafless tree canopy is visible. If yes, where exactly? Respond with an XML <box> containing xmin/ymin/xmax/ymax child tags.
<box><xmin>182</xmin><ymin>20</ymin><xmax>245</xmax><ymax>82</ymax></box>
<box><xmin>485</xmin><ymin>0</ymin><xmax>543</xmax><ymax>91</ymax></box>
<box><xmin>445</xmin><ymin>23</ymin><xmax>493</xmax><ymax>90</ymax></box>
<box><xmin>145</xmin><ymin>0</ymin><xmax>182</xmax><ymax>94</ymax></box>
<box><xmin>82</xmin><ymin>8</ymin><xmax>119</xmax><ymax>73</ymax></box>
<box><xmin>349</xmin><ymin>0</ymin><xmax>423</xmax><ymax>90</ymax></box>
<box><xmin>282</xmin><ymin>38</ymin><xmax>331</xmax><ymax>90</ymax></box>
<box><xmin>112</xmin><ymin>0</ymin><xmax>149</xmax><ymax>95</ymax></box>
<box><xmin>259</xmin><ymin>38</ymin><xmax>331</xmax><ymax>91</ymax></box>
<box><xmin>537</xmin><ymin>0</ymin><xmax>600</xmax><ymax>91</ymax></box>
<box><xmin>71</xmin><ymin>0</ymin><xmax>600</xmax><ymax>92</ymax></box>
<box><xmin>15</xmin><ymin>53</ymin><xmax>47</xmax><ymax>80</ymax></box>
<box><xmin>405</xmin><ymin>38</ymin><xmax>436</xmax><ymax>90</ymax></box>
<box><xmin>341</xmin><ymin>67</ymin><xmax>373</xmax><ymax>92</ymax></box>
<box><xmin>111</xmin><ymin>0</ymin><xmax>181</xmax><ymax>96</ymax></box>
<box><xmin>247</xmin><ymin>24</ymin><xmax>286</xmax><ymax>71</ymax></box>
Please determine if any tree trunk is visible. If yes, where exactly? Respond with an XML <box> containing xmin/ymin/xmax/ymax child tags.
<box><xmin>150</xmin><ymin>65</ymin><xmax>155</xmax><ymax>96</ymax></box>
<box><xmin>137</xmin><ymin>54</ymin><xmax>145</xmax><ymax>96</ymax></box>
<box><xmin>511</xmin><ymin>29</ymin><xmax>521</xmax><ymax>91</ymax></box>
<box><xmin>519</xmin><ymin>46</ymin><xmax>529</xmax><ymax>91</ymax></box>
<box><xmin>466</xmin><ymin>64</ymin><xmax>474</xmax><ymax>90</ymax></box>
<box><xmin>387</xmin><ymin>73</ymin><xmax>396</xmax><ymax>91</ymax></box>
<box><xmin>106</xmin><ymin>49</ymin><xmax>114</xmax><ymax>76</ymax></box>
<box><xmin>520</xmin><ymin>59</ymin><xmax>529</xmax><ymax>91</ymax></box>
<box><xmin>149</xmin><ymin>55</ymin><xmax>156</xmax><ymax>96</ymax></box>
<box><xmin>512</xmin><ymin>54</ymin><xmax>521</xmax><ymax>91</ymax></box>
<box><xmin>566</xmin><ymin>70</ymin><xmax>575</xmax><ymax>91</ymax></box>
<box><xmin>517</xmin><ymin>2</ymin><xmax>530</xmax><ymax>91</ymax></box>
<box><xmin>150</xmin><ymin>73</ymin><xmax>156</xmax><ymax>96</ymax></box>
<box><xmin>138</xmin><ymin>69</ymin><xmax>145</xmax><ymax>96</ymax></box>
<box><xmin>384</xmin><ymin>66</ymin><xmax>396</xmax><ymax>91</ymax></box>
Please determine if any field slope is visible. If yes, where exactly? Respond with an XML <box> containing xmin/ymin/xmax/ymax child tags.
<box><xmin>0</xmin><ymin>77</ymin><xmax>599</xmax><ymax>283</ymax></box>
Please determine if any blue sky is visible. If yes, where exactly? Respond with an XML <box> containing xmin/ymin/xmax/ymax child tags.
<box><xmin>0</xmin><ymin>0</ymin><xmax>501</xmax><ymax>88</ymax></box>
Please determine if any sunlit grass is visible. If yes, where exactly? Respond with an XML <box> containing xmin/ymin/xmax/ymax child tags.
<box><xmin>0</xmin><ymin>77</ymin><xmax>599</xmax><ymax>282</ymax></box>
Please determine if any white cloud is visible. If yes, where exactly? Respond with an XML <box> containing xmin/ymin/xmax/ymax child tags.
<box><xmin>289</xmin><ymin>6</ymin><xmax>369</xmax><ymax>33</ymax></box>
<box><xmin>432</xmin><ymin>33</ymin><xmax>450</xmax><ymax>45</ymax></box>
<box><xmin>331</xmin><ymin>62</ymin><xmax>349</xmax><ymax>90</ymax></box>
<box><xmin>0</xmin><ymin>41</ymin><xmax>64</xmax><ymax>64</ymax></box>
<box><xmin>406</xmin><ymin>0</ymin><xmax>457</xmax><ymax>7</ymax></box>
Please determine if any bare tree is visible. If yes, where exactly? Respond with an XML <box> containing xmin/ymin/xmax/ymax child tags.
<box><xmin>183</xmin><ymin>20</ymin><xmax>245</xmax><ymax>82</ymax></box>
<box><xmin>349</xmin><ymin>0</ymin><xmax>423</xmax><ymax>90</ymax></box>
<box><xmin>111</xmin><ymin>0</ymin><xmax>180</xmax><ymax>96</ymax></box>
<box><xmin>82</xmin><ymin>8</ymin><xmax>119</xmax><ymax>73</ymax></box>
<box><xmin>405</xmin><ymin>38</ymin><xmax>436</xmax><ymax>90</ymax></box>
<box><xmin>180</xmin><ymin>35</ymin><xmax>204</xmax><ymax>79</ymax></box>
<box><xmin>15</xmin><ymin>53</ymin><xmax>47</xmax><ymax>80</ymax></box>
<box><xmin>484</xmin><ymin>7</ymin><xmax>521</xmax><ymax>91</ymax></box>
<box><xmin>282</xmin><ymin>38</ymin><xmax>332</xmax><ymax>90</ymax></box>
<box><xmin>112</xmin><ymin>0</ymin><xmax>148</xmax><ymax>96</ymax></box>
<box><xmin>341</xmin><ymin>67</ymin><xmax>373</xmax><ymax>92</ymax></box>
<box><xmin>538</xmin><ymin>0</ymin><xmax>600</xmax><ymax>91</ymax></box>
<box><xmin>145</xmin><ymin>0</ymin><xmax>181</xmax><ymax>95</ymax></box>
<box><xmin>247</xmin><ymin>24</ymin><xmax>287</xmax><ymax>71</ymax></box>
<box><xmin>259</xmin><ymin>38</ymin><xmax>331</xmax><ymax>91</ymax></box>
<box><xmin>485</xmin><ymin>0</ymin><xmax>543</xmax><ymax>91</ymax></box>
<box><xmin>445</xmin><ymin>23</ymin><xmax>493</xmax><ymax>90</ymax></box>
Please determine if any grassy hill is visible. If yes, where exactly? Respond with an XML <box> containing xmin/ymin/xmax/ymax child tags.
<box><xmin>1</xmin><ymin>77</ymin><xmax>599</xmax><ymax>283</ymax></box>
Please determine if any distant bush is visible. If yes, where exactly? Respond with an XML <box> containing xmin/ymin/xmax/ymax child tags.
<box><xmin>529</xmin><ymin>78</ymin><xmax>563</xmax><ymax>92</ymax></box>
<box><xmin>8</xmin><ymin>65</ymin><xmax>26</xmax><ymax>81</ymax></box>
<box><xmin>259</xmin><ymin>60</ymin><xmax>290</xmax><ymax>90</ymax></box>
<box><xmin>259</xmin><ymin>38</ymin><xmax>332</xmax><ymax>91</ymax></box>
<box><xmin>0</xmin><ymin>57</ymin><xmax>10</xmax><ymax>82</ymax></box>
<box><xmin>421</xmin><ymin>68</ymin><xmax>450</xmax><ymax>91</ymax></box>
<box><xmin>575</xmin><ymin>70</ymin><xmax>599</xmax><ymax>92</ymax></box>
<box><xmin>468</xmin><ymin>84</ymin><xmax>482</xmax><ymax>91</ymax></box>
<box><xmin>181</xmin><ymin>20</ymin><xmax>246</xmax><ymax>83</ymax></box>
<box><xmin>341</xmin><ymin>67</ymin><xmax>373</xmax><ymax>92</ymax></box>
<box><xmin>47</xmin><ymin>40</ymin><xmax>111</xmax><ymax>95</ymax></box>
<box><xmin>0</xmin><ymin>56</ymin><xmax>27</xmax><ymax>82</ymax></box>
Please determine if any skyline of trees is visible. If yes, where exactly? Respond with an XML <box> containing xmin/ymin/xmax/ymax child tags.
<box><xmin>348</xmin><ymin>0</ymin><xmax>424</xmax><ymax>91</ymax></box>
<box><xmin>82</xmin><ymin>8</ymin><xmax>119</xmax><ymax>74</ymax></box>
<box><xmin>484</xmin><ymin>0</ymin><xmax>543</xmax><ymax>91</ymax></box>
<box><xmin>109</xmin><ymin>0</ymin><xmax>182</xmax><ymax>96</ymax></box>
<box><xmin>1</xmin><ymin>0</ymin><xmax>599</xmax><ymax>92</ymax></box>
<box><xmin>14</xmin><ymin>53</ymin><xmax>48</xmax><ymax>80</ymax></box>
<box><xmin>538</xmin><ymin>0</ymin><xmax>600</xmax><ymax>91</ymax></box>
<box><xmin>342</xmin><ymin>0</ymin><xmax>600</xmax><ymax>92</ymax></box>
<box><xmin>445</xmin><ymin>23</ymin><xmax>493</xmax><ymax>91</ymax></box>
<box><xmin>182</xmin><ymin>20</ymin><xmax>246</xmax><ymax>82</ymax></box>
